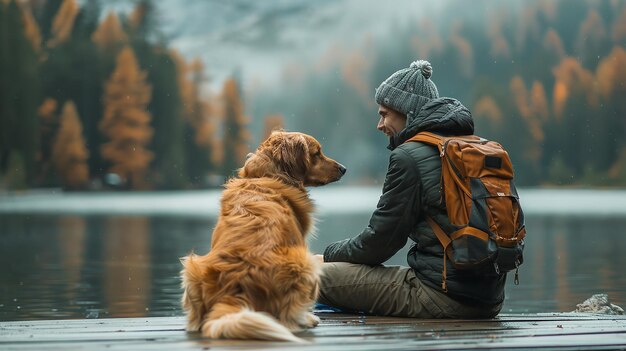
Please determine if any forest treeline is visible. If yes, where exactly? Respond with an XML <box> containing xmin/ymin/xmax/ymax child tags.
<box><xmin>2</xmin><ymin>0</ymin><xmax>626</xmax><ymax>190</ymax></box>
<box><xmin>0</xmin><ymin>0</ymin><xmax>253</xmax><ymax>190</ymax></box>
<box><xmin>252</xmin><ymin>0</ymin><xmax>626</xmax><ymax>186</ymax></box>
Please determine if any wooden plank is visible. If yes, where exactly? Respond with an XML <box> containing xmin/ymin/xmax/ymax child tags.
<box><xmin>1</xmin><ymin>313</ymin><xmax>625</xmax><ymax>351</ymax></box>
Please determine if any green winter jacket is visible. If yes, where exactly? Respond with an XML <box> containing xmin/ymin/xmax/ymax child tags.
<box><xmin>323</xmin><ymin>97</ymin><xmax>506</xmax><ymax>306</ymax></box>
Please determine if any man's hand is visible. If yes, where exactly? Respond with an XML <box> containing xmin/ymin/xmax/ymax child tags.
<box><xmin>314</xmin><ymin>254</ymin><xmax>325</xmax><ymax>263</ymax></box>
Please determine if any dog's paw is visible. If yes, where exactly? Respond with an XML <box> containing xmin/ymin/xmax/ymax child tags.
<box><xmin>302</xmin><ymin>312</ymin><xmax>320</xmax><ymax>328</ymax></box>
<box><xmin>185</xmin><ymin>320</ymin><xmax>202</xmax><ymax>333</ymax></box>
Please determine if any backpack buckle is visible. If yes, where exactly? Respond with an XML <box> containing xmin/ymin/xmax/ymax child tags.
<box><xmin>493</xmin><ymin>262</ymin><xmax>500</xmax><ymax>275</ymax></box>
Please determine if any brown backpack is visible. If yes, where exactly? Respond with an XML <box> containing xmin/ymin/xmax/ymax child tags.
<box><xmin>406</xmin><ymin>131</ymin><xmax>526</xmax><ymax>292</ymax></box>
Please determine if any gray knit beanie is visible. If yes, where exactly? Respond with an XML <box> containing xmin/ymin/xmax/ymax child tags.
<box><xmin>374</xmin><ymin>60</ymin><xmax>439</xmax><ymax>121</ymax></box>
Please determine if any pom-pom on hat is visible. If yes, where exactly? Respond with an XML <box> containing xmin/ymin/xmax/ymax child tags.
<box><xmin>374</xmin><ymin>60</ymin><xmax>439</xmax><ymax>120</ymax></box>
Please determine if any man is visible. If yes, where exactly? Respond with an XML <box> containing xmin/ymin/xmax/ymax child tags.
<box><xmin>317</xmin><ymin>60</ymin><xmax>504</xmax><ymax>318</ymax></box>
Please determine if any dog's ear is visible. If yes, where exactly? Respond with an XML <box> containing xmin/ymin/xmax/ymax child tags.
<box><xmin>271</xmin><ymin>132</ymin><xmax>309</xmax><ymax>180</ymax></box>
<box><xmin>238</xmin><ymin>151</ymin><xmax>276</xmax><ymax>179</ymax></box>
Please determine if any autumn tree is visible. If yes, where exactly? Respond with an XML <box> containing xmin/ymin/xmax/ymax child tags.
<box><xmin>39</xmin><ymin>0</ymin><xmax>105</xmax><ymax>180</ymax></box>
<box><xmin>221</xmin><ymin>77</ymin><xmax>250</xmax><ymax>177</ymax></box>
<box><xmin>175</xmin><ymin>54</ymin><xmax>217</xmax><ymax>186</ymax></box>
<box><xmin>21</xmin><ymin>4</ymin><xmax>42</xmax><ymax>53</ymax></box>
<box><xmin>548</xmin><ymin>57</ymin><xmax>602</xmax><ymax>181</ymax></box>
<box><xmin>92</xmin><ymin>11</ymin><xmax>127</xmax><ymax>53</ymax></box>
<box><xmin>124</xmin><ymin>2</ymin><xmax>186</xmax><ymax>189</ymax></box>
<box><xmin>37</xmin><ymin>98</ymin><xmax>59</xmax><ymax>185</ymax></box>
<box><xmin>100</xmin><ymin>46</ymin><xmax>153</xmax><ymax>189</ymax></box>
<box><xmin>575</xmin><ymin>9</ymin><xmax>610</xmax><ymax>66</ymax></box>
<box><xmin>0</xmin><ymin>0</ymin><xmax>40</xmax><ymax>188</ymax></box>
<box><xmin>263</xmin><ymin>114</ymin><xmax>284</xmax><ymax>141</ymax></box>
<box><xmin>47</xmin><ymin>0</ymin><xmax>79</xmax><ymax>48</ymax></box>
<box><xmin>597</xmin><ymin>46</ymin><xmax>626</xmax><ymax>182</ymax></box>
<box><xmin>32</xmin><ymin>0</ymin><xmax>63</xmax><ymax>44</ymax></box>
<box><xmin>52</xmin><ymin>101</ymin><xmax>89</xmax><ymax>189</ymax></box>
<box><xmin>472</xmin><ymin>95</ymin><xmax>504</xmax><ymax>143</ymax></box>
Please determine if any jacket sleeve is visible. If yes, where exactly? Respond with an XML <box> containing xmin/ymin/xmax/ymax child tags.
<box><xmin>323</xmin><ymin>148</ymin><xmax>421</xmax><ymax>265</ymax></box>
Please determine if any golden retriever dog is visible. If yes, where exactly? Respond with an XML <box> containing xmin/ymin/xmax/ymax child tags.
<box><xmin>180</xmin><ymin>131</ymin><xmax>346</xmax><ymax>342</ymax></box>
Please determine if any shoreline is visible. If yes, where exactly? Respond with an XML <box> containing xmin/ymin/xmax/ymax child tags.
<box><xmin>2</xmin><ymin>186</ymin><xmax>626</xmax><ymax>217</ymax></box>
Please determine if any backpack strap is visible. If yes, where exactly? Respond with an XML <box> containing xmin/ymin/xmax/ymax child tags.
<box><xmin>425</xmin><ymin>216</ymin><xmax>451</xmax><ymax>292</ymax></box>
<box><xmin>406</xmin><ymin>132</ymin><xmax>445</xmax><ymax>152</ymax></box>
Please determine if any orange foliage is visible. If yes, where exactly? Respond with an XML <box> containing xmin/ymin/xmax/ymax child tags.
<box><xmin>128</xmin><ymin>2</ymin><xmax>148</xmax><ymax>30</ymax></box>
<box><xmin>263</xmin><ymin>114</ymin><xmax>284</xmax><ymax>140</ymax></box>
<box><xmin>596</xmin><ymin>46</ymin><xmax>626</xmax><ymax>99</ymax></box>
<box><xmin>608</xmin><ymin>147</ymin><xmax>626</xmax><ymax>179</ymax></box>
<box><xmin>341</xmin><ymin>50</ymin><xmax>371</xmax><ymax>102</ymax></box>
<box><xmin>450</xmin><ymin>22</ymin><xmax>474</xmax><ymax>78</ymax></box>
<box><xmin>37</xmin><ymin>98</ymin><xmax>57</xmax><ymax>122</ymax></box>
<box><xmin>515</xmin><ymin>7</ymin><xmax>542</xmax><ymax>52</ymax></box>
<box><xmin>530</xmin><ymin>81</ymin><xmax>550</xmax><ymax>121</ymax></box>
<box><xmin>189</xmin><ymin>60</ymin><xmax>216</xmax><ymax>149</ymax></box>
<box><xmin>100</xmin><ymin>46</ymin><xmax>153</xmax><ymax>189</ymax></box>
<box><xmin>47</xmin><ymin>0</ymin><xmax>79</xmax><ymax>48</ymax></box>
<box><xmin>92</xmin><ymin>12</ymin><xmax>128</xmax><ymax>52</ymax></box>
<box><xmin>222</xmin><ymin>78</ymin><xmax>250</xmax><ymax>167</ymax></box>
<box><xmin>543</xmin><ymin>29</ymin><xmax>566</xmax><ymax>60</ymax></box>
<box><xmin>487</xmin><ymin>20</ymin><xmax>510</xmax><ymax>59</ymax></box>
<box><xmin>173</xmin><ymin>52</ymin><xmax>217</xmax><ymax>153</ymax></box>
<box><xmin>612</xmin><ymin>6</ymin><xmax>626</xmax><ymax>43</ymax></box>
<box><xmin>552</xmin><ymin>81</ymin><xmax>569</xmax><ymax>119</ymax></box>
<box><xmin>510</xmin><ymin>76</ymin><xmax>530</xmax><ymax>118</ymax></box>
<box><xmin>576</xmin><ymin>10</ymin><xmax>607</xmax><ymax>54</ymax></box>
<box><xmin>552</xmin><ymin>57</ymin><xmax>597</xmax><ymax>117</ymax></box>
<box><xmin>510</xmin><ymin>77</ymin><xmax>544</xmax><ymax>144</ymax></box>
<box><xmin>21</xmin><ymin>5</ymin><xmax>41</xmax><ymax>52</ymax></box>
<box><xmin>171</xmin><ymin>50</ymin><xmax>194</xmax><ymax>118</ymax></box>
<box><xmin>52</xmin><ymin>101</ymin><xmax>89</xmax><ymax>189</ymax></box>
<box><xmin>473</xmin><ymin>96</ymin><xmax>503</xmax><ymax>123</ymax></box>
<box><xmin>37</xmin><ymin>98</ymin><xmax>59</xmax><ymax>179</ymax></box>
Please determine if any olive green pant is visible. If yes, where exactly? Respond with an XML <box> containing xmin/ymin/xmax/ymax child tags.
<box><xmin>318</xmin><ymin>262</ymin><xmax>502</xmax><ymax>319</ymax></box>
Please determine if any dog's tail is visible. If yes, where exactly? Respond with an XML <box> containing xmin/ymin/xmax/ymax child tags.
<box><xmin>202</xmin><ymin>303</ymin><xmax>305</xmax><ymax>343</ymax></box>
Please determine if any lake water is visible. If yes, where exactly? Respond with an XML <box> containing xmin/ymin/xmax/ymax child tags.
<box><xmin>1</xmin><ymin>188</ymin><xmax>625</xmax><ymax>321</ymax></box>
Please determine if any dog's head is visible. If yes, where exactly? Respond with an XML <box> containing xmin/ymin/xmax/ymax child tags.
<box><xmin>239</xmin><ymin>131</ymin><xmax>346</xmax><ymax>187</ymax></box>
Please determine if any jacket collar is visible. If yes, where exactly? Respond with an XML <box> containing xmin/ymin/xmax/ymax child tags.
<box><xmin>387</xmin><ymin>97</ymin><xmax>474</xmax><ymax>150</ymax></box>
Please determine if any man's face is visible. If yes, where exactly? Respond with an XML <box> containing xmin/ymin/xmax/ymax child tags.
<box><xmin>377</xmin><ymin>105</ymin><xmax>407</xmax><ymax>137</ymax></box>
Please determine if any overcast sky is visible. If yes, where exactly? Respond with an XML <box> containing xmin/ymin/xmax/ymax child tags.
<box><xmin>100</xmin><ymin>0</ymin><xmax>442</xmax><ymax>90</ymax></box>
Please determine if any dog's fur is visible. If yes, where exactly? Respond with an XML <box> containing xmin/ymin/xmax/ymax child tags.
<box><xmin>180</xmin><ymin>131</ymin><xmax>345</xmax><ymax>342</ymax></box>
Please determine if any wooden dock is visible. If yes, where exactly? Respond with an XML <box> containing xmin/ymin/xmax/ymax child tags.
<box><xmin>1</xmin><ymin>312</ymin><xmax>626</xmax><ymax>350</ymax></box>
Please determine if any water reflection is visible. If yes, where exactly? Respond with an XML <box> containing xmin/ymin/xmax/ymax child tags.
<box><xmin>0</xmin><ymin>213</ymin><xmax>625</xmax><ymax>321</ymax></box>
<box><xmin>102</xmin><ymin>217</ymin><xmax>151</xmax><ymax>317</ymax></box>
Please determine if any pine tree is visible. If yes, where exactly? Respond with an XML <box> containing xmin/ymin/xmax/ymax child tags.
<box><xmin>221</xmin><ymin>77</ymin><xmax>250</xmax><ymax>177</ymax></box>
<box><xmin>263</xmin><ymin>114</ymin><xmax>284</xmax><ymax>141</ymax></box>
<box><xmin>21</xmin><ymin>4</ymin><xmax>42</xmax><ymax>53</ymax></box>
<box><xmin>175</xmin><ymin>54</ymin><xmax>217</xmax><ymax>186</ymax></box>
<box><xmin>91</xmin><ymin>11</ymin><xmax>127</xmax><ymax>53</ymax></box>
<box><xmin>100</xmin><ymin>46</ymin><xmax>153</xmax><ymax>190</ymax></box>
<box><xmin>37</xmin><ymin>98</ymin><xmax>59</xmax><ymax>185</ymax></box>
<box><xmin>32</xmin><ymin>0</ymin><xmax>63</xmax><ymax>44</ymax></box>
<box><xmin>52</xmin><ymin>101</ymin><xmax>89</xmax><ymax>189</ymax></box>
<box><xmin>47</xmin><ymin>0</ymin><xmax>79</xmax><ymax>48</ymax></box>
<box><xmin>0</xmin><ymin>0</ymin><xmax>40</xmax><ymax>187</ymax></box>
<box><xmin>40</xmin><ymin>0</ymin><xmax>105</xmax><ymax>182</ymax></box>
<box><xmin>125</xmin><ymin>2</ymin><xmax>186</xmax><ymax>189</ymax></box>
<box><xmin>597</xmin><ymin>46</ymin><xmax>626</xmax><ymax>177</ymax></box>
<box><xmin>550</xmin><ymin>57</ymin><xmax>599</xmax><ymax>179</ymax></box>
